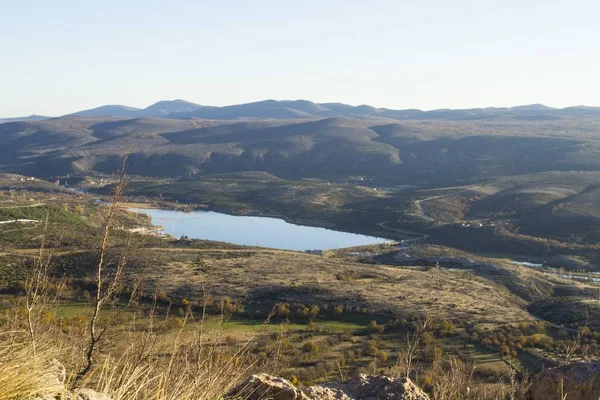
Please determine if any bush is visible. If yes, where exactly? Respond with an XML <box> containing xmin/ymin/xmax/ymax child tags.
<box><xmin>274</xmin><ymin>302</ymin><xmax>291</xmax><ymax>318</ymax></box>
<box><xmin>295</xmin><ymin>304</ymin><xmax>320</xmax><ymax>322</ymax></box>
<box><xmin>219</xmin><ymin>297</ymin><xmax>243</xmax><ymax>314</ymax></box>
<box><xmin>437</xmin><ymin>320</ymin><xmax>456</xmax><ymax>336</ymax></box>
<box><xmin>303</xmin><ymin>341</ymin><xmax>319</xmax><ymax>353</ymax></box>
<box><xmin>368</xmin><ymin>320</ymin><xmax>384</xmax><ymax>334</ymax></box>
<box><xmin>164</xmin><ymin>316</ymin><xmax>184</xmax><ymax>330</ymax></box>
<box><xmin>363</xmin><ymin>340</ymin><xmax>380</xmax><ymax>356</ymax></box>
<box><xmin>377</xmin><ymin>350</ymin><xmax>389</xmax><ymax>364</ymax></box>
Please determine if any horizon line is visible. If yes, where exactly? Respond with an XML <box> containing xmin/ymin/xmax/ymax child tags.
<box><xmin>3</xmin><ymin>98</ymin><xmax>600</xmax><ymax>120</ymax></box>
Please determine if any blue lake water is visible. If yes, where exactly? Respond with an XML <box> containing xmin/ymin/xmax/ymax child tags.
<box><xmin>130</xmin><ymin>208</ymin><xmax>391</xmax><ymax>251</ymax></box>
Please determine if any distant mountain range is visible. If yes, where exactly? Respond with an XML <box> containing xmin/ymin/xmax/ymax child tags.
<box><xmin>3</xmin><ymin>99</ymin><xmax>600</xmax><ymax>123</ymax></box>
<box><xmin>68</xmin><ymin>99</ymin><xmax>203</xmax><ymax>118</ymax></box>
<box><xmin>0</xmin><ymin>115</ymin><xmax>52</xmax><ymax>123</ymax></box>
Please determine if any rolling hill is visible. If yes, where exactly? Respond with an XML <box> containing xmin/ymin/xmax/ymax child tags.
<box><xmin>4</xmin><ymin>101</ymin><xmax>600</xmax><ymax>255</ymax></box>
<box><xmin>7</xmin><ymin>99</ymin><xmax>596</xmax><ymax>121</ymax></box>
<box><xmin>0</xmin><ymin>114</ymin><xmax>51</xmax><ymax>124</ymax></box>
<box><xmin>2</xmin><ymin>115</ymin><xmax>600</xmax><ymax>184</ymax></box>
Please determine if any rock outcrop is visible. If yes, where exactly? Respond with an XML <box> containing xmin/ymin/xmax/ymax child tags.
<box><xmin>33</xmin><ymin>360</ymin><xmax>113</xmax><ymax>400</ymax></box>
<box><xmin>72</xmin><ymin>388</ymin><xmax>114</xmax><ymax>400</ymax></box>
<box><xmin>225</xmin><ymin>373</ymin><xmax>309</xmax><ymax>400</ymax></box>
<box><xmin>35</xmin><ymin>388</ymin><xmax>112</xmax><ymax>400</ymax></box>
<box><xmin>529</xmin><ymin>361</ymin><xmax>600</xmax><ymax>400</ymax></box>
<box><xmin>36</xmin><ymin>388</ymin><xmax>113</xmax><ymax>400</ymax></box>
<box><xmin>227</xmin><ymin>374</ymin><xmax>429</xmax><ymax>400</ymax></box>
<box><xmin>308</xmin><ymin>375</ymin><xmax>430</xmax><ymax>400</ymax></box>
<box><xmin>304</xmin><ymin>386</ymin><xmax>353</xmax><ymax>400</ymax></box>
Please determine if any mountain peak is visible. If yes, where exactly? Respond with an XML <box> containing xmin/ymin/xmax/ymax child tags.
<box><xmin>510</xmin><ymin>104</ymin><xmax>555</xmax><ymax>111</ymax></box>
<box><xmin>10</xmin><ymin>100</ymin><xmax>600</xmax><ymax>122</ymax></box>
<box><xmin>142</xmin><ymin>100</ymin><xmax>202</xmax><ymax>116</ymax></box>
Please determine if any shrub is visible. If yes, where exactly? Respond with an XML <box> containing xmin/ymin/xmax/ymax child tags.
<box><xmin>437</xmin><ymin>320</ymin><xmax>456</xmax><ymax>336</ymax></box>
<box><xmin>295</xmin><ymin>304</ymin><xmax>320</xmax><ymax>322</ymax></box>
<box><xmin>334</xmin><ymin>305</ymin><xmax>344</xmax><ymax>316</ymax></box>
<box><xmin>377</xmin><ymin>350</ymin><xmax>389</xmax><ymax>364</ymax></box>
<box><xmin>363</xmin><ymin>340</ymin><xmax>380</xmax><ymax>356</ymax></box>
<box><xmin>274</xmin><ymin>302</ymin><xmax>291</xmax><ymax>318</ymax></box>
<box><xmin>303</xmin><ymin>341</ymin><xmax>319</xmax><ymax>353</ymax></box>
<box><xmin>368</xmin><ymin>320</ymin><xmax>384</xmax><ymax>334</ymax></box>
<box><xmin>164</xmin><ymin>316</ymin><xmax>184</xmax><ymax>330</ymax></box>
<box><xmin>219</xmin><ymin>297</ymin><xmax>243</xmax><ymax>314</ymax></box>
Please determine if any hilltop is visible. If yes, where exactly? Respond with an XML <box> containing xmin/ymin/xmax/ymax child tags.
<box><xmin>5</xmin><ymin>99</ymin><xmax>600</xmax><ymax>122</ymax></box>
<box><xmin>2</xmin><ymin>115</ymin><xmax>600</xmax><ymax>184</ymax></box>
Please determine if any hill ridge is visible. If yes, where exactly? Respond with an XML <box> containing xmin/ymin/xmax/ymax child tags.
<box><xmin>6</xmin><ymin>100</ymin><xmax>600</xmax><ymax>122</ymax></box>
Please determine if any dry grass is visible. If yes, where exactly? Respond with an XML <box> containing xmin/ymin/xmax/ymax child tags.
<box><xmin>0</xmin><ymin>340</ymin><xmax>66</xmax><ymax>399</ymax></box>
<box><xmin>122</xmin><ymin>248</ymin><xmax>533</xmax><ymax>329</ymax></box>
<box><xmin>0</xmin><ymin>188</ymin><xmax>589</xmax><ymax>400</ymax></box>
<box><xmin>0</xmin><ymin>159</ymin><xmax>279</xmax><ymax>400</ymax></box>
<box><xmin>0</xmin><ymin>299</ymin><xmax>280</xmax><ymax>400</ymax></box>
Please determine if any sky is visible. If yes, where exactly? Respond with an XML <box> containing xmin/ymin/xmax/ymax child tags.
<box><xmin>1</xmin><ymin>0</ymin><xmax>599</xmax><ymax>117</ymax></box>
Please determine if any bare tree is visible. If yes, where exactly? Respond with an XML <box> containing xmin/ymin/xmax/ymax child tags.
<box><xmin>504</xmin><ymin>360</ymin><xmax>532</xmax><ymax>400</ymax></box>
<box><xmin>77</xmin><ymin>154</ymin><xmax>130</xmax><ymax>379</ymax></box>
<box><xmin>562</xmin><ymin>307</ymin><xmax>588</xmax><ymax>365</ymax></box>
<box><xmin>24</xmin><ymin>214</ymin><xmax>64</xmax><ymax>354</ymax></box>
<box><xmin>429</xmin><ymin>356</ymin><xmax>475</xmax><ymax>400</ymax></box>
<box><xmin>392</xmin><ymin>313</ymin><xmax>430</xmax><ymax>379</ymax></box>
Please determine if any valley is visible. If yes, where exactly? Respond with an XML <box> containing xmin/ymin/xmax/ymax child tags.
<box><xmin>2</xmin><ymin>172</ymin><xmax>600</xmax><ymax>388</ymax></box>
<box><xmin>2</xmin><ymin>106</ymin><xmax>600</xmax><ymax>398</ymax></box>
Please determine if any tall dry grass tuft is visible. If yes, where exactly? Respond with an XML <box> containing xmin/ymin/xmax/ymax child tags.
<box><xmin>427</xmin><ymin>356</ymin><xmax>476</xmax><ymax>400</ymax></box>
<box><xmin>77</xmin><ymin>302</ymin><xmax>283</xmax><ymax>400</ymax></box>
<box><xmin>0</xmin><ymin>294</ymin><xmax>277</xmax><ymax>400</ymax></box>
<box><xmin>0</xmin><ymin>339</ymin><xmax>65</xmax><ymax>399</ymax></box>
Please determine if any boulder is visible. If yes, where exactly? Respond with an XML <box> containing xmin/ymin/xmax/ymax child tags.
<box><xmin>226</xmin><ymin>373</ymin><xmax>429</xmax><ymax>400</ymax></box>
<box><xmin>307</xmin><ymin>375</ymin><xmax>429</xmax><ymax>400</ymax></box>
<box><xmin>36</xmin><ymin>388</ymin><xmax>113</xmax><ymax>400</ymax></box>
<box><xmin>73</xmin><ymin>388</ymin><xmax>113</xmax><ymax>400</ymax></box>
<box><xmin>49</xmin><ymin>359</ymin><xmax>67</xmax><ymax>386</ymax></box>
<box><xmin>304</xmin><ymin>385</ymin><xmax>353</xmax><ymax>400</ymax></box>
<box><xmin>529</xmin><ymin>361</ymin><xmax>600</xmax><ymax>400</ymax></box>
<box><xmin>225</xmin><ymin>373</ymin><xmax>309</xmax><ymax>400</ymax></box>
<box><xmin>30</xmin><ymin>360</ymin><xmax>111</xmax><ymax>400</ymax></box>
<box><xmin>33</xmin><ymin>360</ymin><xmax>67</xmax><ymax>399</ymax></box>
<box><xmin>348</xmin><ymin>375</ymin><xmax>429</xmax><ymax>400</ymax></box>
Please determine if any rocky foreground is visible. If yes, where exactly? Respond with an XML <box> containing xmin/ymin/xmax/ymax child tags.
<box><xmin>38</xmin><ymin>361</ymin><xmax>600</xmax><ymax>400</ymax></box>
<box><xmin>227</xmin><ymin>373</ymin><xmax>430</xmax><ymax>400</ymax></box>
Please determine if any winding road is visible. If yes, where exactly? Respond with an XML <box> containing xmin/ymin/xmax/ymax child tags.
<box><xmin>414</xmin><ymin>186</ymin><xmax>480</xmax><ymax>222</ymax></box>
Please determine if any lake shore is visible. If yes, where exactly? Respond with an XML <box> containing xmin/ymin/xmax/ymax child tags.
<box><xmin>128</xmin><ymin>207</ymin><xmax>393</xmax><ymax>251</ymax></box>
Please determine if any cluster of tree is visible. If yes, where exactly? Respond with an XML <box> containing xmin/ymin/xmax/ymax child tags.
<box><xmin>475</xmin><ymin>322</ymin><xmax>552</xmax><ymax>358</ymax></box>
<box><xmin>362</xmin><ymin>338</ymin><xmax>390</xmax><ymax>365</ymax></box>
<box><xmin>133</xmin><ymin>291</ymin><xmax>244</xmax><ymax>317</ymax></box>
<box><xmin>285</xmin><ymin>359</ymin><xmax>345</xmax><ymax>385</ymax></box>
<box><xmin>474</xmin><ymin>321</ymin><xmax>600</xmax><ymax>360</ymax></box>
<box><xmin>272</xmin><ymin>302</ymin><xmax>320</xmax><ymax>322</ymax></box>
<box><xmin>368</xmin><ymin>316</ymin><xmax>457</xmax><ymax>338</ymax></box>
<box><xmin>368</xmin><ymin>320</ymin><xmax>385</xmax><ymax>334</ymax></box>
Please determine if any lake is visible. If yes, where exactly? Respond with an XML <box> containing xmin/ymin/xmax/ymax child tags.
<box><xmin>129</xmin><ymin>208</ymin><xmax>391</xmax><ymax>251</ymax></box>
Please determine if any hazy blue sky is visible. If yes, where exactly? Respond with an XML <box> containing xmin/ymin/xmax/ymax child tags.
<box><xmin>1</xmin><ymin>0</ymin><xmax>599</xmax><ymax>117</ymax></box>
